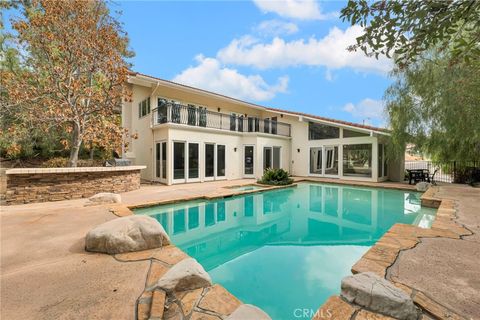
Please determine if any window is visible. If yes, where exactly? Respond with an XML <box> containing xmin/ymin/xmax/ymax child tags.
<box><xmin>310</xmin><ymin>147</ymin><xmax>322</xmax><ymax>174</ymax></box>
<box><xmin>308</xmin><ymin>122</ymin><xmax>339</xmax><ymax>140</ymax></box>
<box><xmin>264</xmin><ymin>118</ymin><xmax>270</xmax><ymax>133</ymax></box>
<box><xmin>157</xmin><ymin>99</ymin><xmax>168</xmax><ymax>123</ymax></box>
<box><xmin>230</xmin><ymin>114</ymin><xmax>236</xmax><ymax>131</ymax></box>
<box><xmin>343</xmin><ymin>129</ymin><xmax>369</xmax><ymax>137</ymax></box>
<box><xmin>264</xmin><ymin>146</ymin><xmax>281</xmax><ymax>170</ymax></box>
<box><xmin>172</xmin><ymin>103</ymin><xmax>181</xmax><ymax>123</ymax></box>
<box><xmin>199</xmin><ymin>108</ymin><xmax>207</xmax><ymax>127</ymax></box>
<box><xmin>155</xmin><ymin>143</ymin><xmax>160</xmax><ymax>178</ymax></box>
<box><xmin>271</xmin><ymin>117</ymin><xmax>278</xmax><ymax>135</ymax></box>
<box><xmin>161</xmin><ymin>142</ymin><xmax>167</xmax><ymax>179</ymax></box>
<box><xmin>138</xmin><ymin>97</ymin><xmax>151</xmax><ymax>118</ymax></box>
<box><xmin>378</xmin><ymin>144</ymin><xmax>383</xmax><ymax>178</ymax></box>
<box><xmin>217</xmin><ymin>145</ymin><xmax>225</xmax><ymax>177</ymax></box>
<box><xmin>343</xmin><ymin>144</ymin><xmax>372</xmax><ymax>177</ymax></box>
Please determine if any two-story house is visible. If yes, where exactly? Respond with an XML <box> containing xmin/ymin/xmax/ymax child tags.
<box><xmin>122</xmin><ymin>72</ymin><xmax>404</xmax><ymax>185</ymax></box>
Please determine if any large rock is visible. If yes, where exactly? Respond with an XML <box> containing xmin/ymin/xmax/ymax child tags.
<box><xmin>416</xmin><ymin>182</ymin><xmax>431</xmax><ymax>192</ymax></box>
<box><xmin>156</xmin><ymin>258</ymin><xmax>212</xmax><ymax>292</ymax></box>
<box><xmin>341</xmin><ymin>272</ymin><xmax>421</xmax><ymax>320</ymax></box>
<box><xmin>226</xmin><ymin>304</ymin><xmax>271</xmax><ymax>320</ymax></box>
<box><xmin>85</xmin><ymin>192</ymin><xmax>121</xmax><ymax>206</ymax></box>
<box><xmin>85</xmin><ymin>215</ymin><xmax>170</xmax><ymax>254</ymax></box>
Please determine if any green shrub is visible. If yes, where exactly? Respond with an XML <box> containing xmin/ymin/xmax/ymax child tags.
<box><xmin>258</xmin><ymin>168</ymin><xmax>294</xmax><ymax>185</ymax></box>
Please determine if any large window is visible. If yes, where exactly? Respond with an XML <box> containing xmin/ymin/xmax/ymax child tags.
<box><xmin>217</xmin><ymin>145</ymin><xmax>225</xmax><ymax>177</ymax></box>
<box><xmin>309</xmin><ymin>122</ymin><xmax>340</xmax><ymax>140</ymax></box>
<box><xmin>343</xmin><ymin>144</ymin><xmax>372</xmax><ymax>177</ymax></box>
<box><xmin>188</xmin><ymin>143</ymin><xmax>199</xmax><ymax>179</ymax></box>
<box><xmin>343</xmin><ymin>129</ymin><xmax>369</xmax><ymax>138</ymax></box>
<box><xmin>310</xmin><ymin>147</ymin><xmax>322</xmax><ymax>174</ymax></box>
<box><xmin>138</xmin><ymin>97</ymin><xmax>151</xmax><ymax>118</ymax></box>
<box><xmin>173</xmin><ymin>142</ymin><xmax>185</xmax><ymax>179</ymax></box>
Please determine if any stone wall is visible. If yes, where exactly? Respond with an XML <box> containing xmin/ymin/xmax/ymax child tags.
<box><xmin>5</xmin><ymin>166</ymin><xmax>145</xmax><ymax>205</ymax></box>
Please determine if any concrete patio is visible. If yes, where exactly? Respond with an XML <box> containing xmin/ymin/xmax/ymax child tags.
<box><xmin>1</xmin><ymin>178</ymin><xmax>479</xmax><ymax>319</ymax></box>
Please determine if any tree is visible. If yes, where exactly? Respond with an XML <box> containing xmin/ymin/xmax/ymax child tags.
<box><xmin>2</xmin><ymin>0</ymin><xmax>132</xmax><ymax>166</ymax></box>
<box><xmin>340</xmin><ymin>0</ymin><xmax>480</xmax><ymax>67</ymax></box>
<box><xmin>384</xmin><ymin>52</ymin><xmax>480</xmax><ymax>163</ymax></box>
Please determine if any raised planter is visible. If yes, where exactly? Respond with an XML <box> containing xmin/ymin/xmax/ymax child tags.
<box><xmin>5</xmin><ymin>166</ymin><xmax>146</xmax><ymax>205</ymax></box>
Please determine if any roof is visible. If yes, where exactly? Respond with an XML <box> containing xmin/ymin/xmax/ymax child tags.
<box><xmin>129</xmin><ymin>71</ymin><xmax>390</xmax><ymax>134</ymax></box>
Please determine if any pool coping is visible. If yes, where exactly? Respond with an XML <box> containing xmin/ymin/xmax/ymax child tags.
<box><xmin>314</xmin><ymin>185</ymin><xmax>474</xmax><ymax>320</ymax></box>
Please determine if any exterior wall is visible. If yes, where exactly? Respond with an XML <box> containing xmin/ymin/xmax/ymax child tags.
<box><xmin>124</xmin><ymin>80</ymin><xmax>394</xmax><ymax>184</ymax></box>
<box><xmin>5</xmin><ymin>167</ymin><xmax>144</xmax><ymax>205</ymax></box>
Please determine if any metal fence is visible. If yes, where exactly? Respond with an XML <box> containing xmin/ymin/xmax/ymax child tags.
<box><xmin>405</xmin><ymin>161</ymin><xmax>480</xmax><ymax>184</ymax></box>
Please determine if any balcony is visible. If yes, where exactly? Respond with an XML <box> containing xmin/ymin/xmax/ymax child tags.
<box><xmin>152</xmin><ymin>100</ymin><xmax>291</xmax><ymax>137</ymax></box>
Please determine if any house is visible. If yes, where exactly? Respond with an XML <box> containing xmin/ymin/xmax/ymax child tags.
<box><xmin>122</xmin><ymin>72</ymin><xmax>404</xmax><ymax>185</ymax></box>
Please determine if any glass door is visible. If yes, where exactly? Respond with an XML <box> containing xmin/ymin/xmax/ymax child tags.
<box><xmin>173</xmin><ymin>142</ymin><xmax>185</xmax><ymax>182</ymax></box>
<box><xmin>188</xmin><ymin>143</ymin><xmax>199</xmax><ymax>181</ymax></box>
<box><xmin>324</xmin><ymin>146</ymin><xmax>339</xmax><ymax>176</ymax></box>
<box><xmin>205</xmin><ymin>143</ymin><xmax>215</xmax><ymax>180</ymax></box>
<box><xmin>244</xmin><ymin>145</ymin><xmax>254</xmax><ymax>176</ymax></box>
<box><xmin>155</xmin><ymin>141</ymin><xmax>168</xmax><ymax>183</ymax></box>
<box><xmin>309</xmin><ymin>147</ymin><xmax>322</xmax><ymax>175</ymax></box>
<box><xmin>217</xmin><ymin>145</ymin><xmax>226</xmax><ymax>178</ymax></box>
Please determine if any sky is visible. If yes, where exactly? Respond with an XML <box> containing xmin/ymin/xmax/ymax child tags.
<box><xmin>5</xmin><ymin>0</ymin><xmax>393</xmax><ymax>128</ymax></box>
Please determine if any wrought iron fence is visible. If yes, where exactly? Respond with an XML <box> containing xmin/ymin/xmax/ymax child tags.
<box><xmin>151</xmin><ymin>101</ymin><xmax>291</xmax><ymax>137</ymax></box>
<box><xmin>405</xmin><ymin>160</ymin><xmax>480</xmax><ymax>184</ymax></box>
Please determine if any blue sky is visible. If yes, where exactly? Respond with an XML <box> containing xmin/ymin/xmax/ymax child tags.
<box><xmin>113</xmin><ymin>0</ymin><xmax>392</xmax><ymax>127</ymax></box>
<box><xmin>5</xmin><ymin>0</ymin><xmax>392</xmax><ymax>127</ymax></box>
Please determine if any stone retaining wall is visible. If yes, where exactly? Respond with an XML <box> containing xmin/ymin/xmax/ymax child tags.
<box><xmin>5</xmin><ymin>166</ymin><xmax>146</xmax><ymax>205</ymax></box>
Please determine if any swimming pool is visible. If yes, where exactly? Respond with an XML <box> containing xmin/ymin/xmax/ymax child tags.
<box><xmin>134</xmin><ymin>182</ymin><xmax>436</xmax><ymax>319</ymax></box>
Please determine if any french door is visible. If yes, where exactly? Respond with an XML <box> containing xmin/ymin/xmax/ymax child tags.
<box><xmin>205</xmin><ymin>143</ymin><xmax>226</xmax><ymax>181</ymax></box>
<box><xmin>309</xmin><ymin>145</ymin><xmax>339</xmax><ymax>177</ymax></box>
<box><xmin>155</xmin><ymin>141</ymin><xmax>167</xmax><ymax>183</ymax></box>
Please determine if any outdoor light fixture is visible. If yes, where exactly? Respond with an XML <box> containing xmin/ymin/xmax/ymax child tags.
<box><xmin>217</xmin><ymin>107</ymin><xmax>221</xmax><ymax>112</ymax></box>
<box><xmin>297</xmin><ymin>148</ymin><xmax>300</xmax><ymax>153</ymax></box>
<box><xmin>281</xmin><ymin>114</ymin><xmax>283</xmax><ymax>118</ymax></box>
<box><xmin>234</xmin><ymin>147</ymin><xmax>237</xmax><ymax>152</ymax></box>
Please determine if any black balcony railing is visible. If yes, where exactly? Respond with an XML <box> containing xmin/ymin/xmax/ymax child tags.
<box><xmin>152</xmin><ymin>100</ymin><xmax>291</xmax><ymax>137</ymax></box>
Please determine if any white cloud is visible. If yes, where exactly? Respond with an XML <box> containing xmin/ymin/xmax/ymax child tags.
<box><xmin>255</xmin><ymin>19</ymin><xmax>299</xmax><ymax>36</ymax></box>
<box><xmin>342</xmin><ymin>98</ymin><xmax>386</xmax><ymax>125</ymax></box>
<box><xmin>217</xmin><ymin>25</ymin><xmax>392</xmax><ymax>74</ymax></box>
<box><xmin>253</xmin><ymin>0</ymin><xmax>337</xmax><ymax>20</ymax></box>
<box><xmin>172</xmin><ymin>55</ymin><xmax>289</xmax><ymax>102</ymax></box>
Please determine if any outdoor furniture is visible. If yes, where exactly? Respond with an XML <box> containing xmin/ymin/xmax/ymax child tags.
<box><xmin>407</xmin><ymin>169</ymin><xmax>430</xmax><ymax>185</ymax></box>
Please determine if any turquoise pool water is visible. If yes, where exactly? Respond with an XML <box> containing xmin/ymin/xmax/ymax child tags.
<box><xmin>134</xmin><ymin>182</ymin><xmax>436</xmax><ymax>319</ymax></box>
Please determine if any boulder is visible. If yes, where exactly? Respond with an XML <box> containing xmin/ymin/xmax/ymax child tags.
<box><xmin>226</xmin><ymin>304</ymin><xmax>271</xmax><ymax>320</ymax></box>
<box><xmin>85</xmin><ymin>192</ymin><xmax>121</xmax><ymax>206</ymax></box>
<box><xmin>85</xmin><ymin>215</ymin><xmax>169</xmax><ymax>254</ymax></box>
<box><xmin>341</xmin><ymin>272</ymin><xmax>421</xmax><ymax>320</ymax></box>
<box><xmin>156</xmin><ymin>258</ymin><xmax>212</xmax><ymax>292</ymax></box>
<box><xmin>416</xmin><ymin>182</ymin><xmax>431</xmax><ymax>192</ymax></box>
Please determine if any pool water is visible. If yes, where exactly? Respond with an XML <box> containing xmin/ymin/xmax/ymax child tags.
<box><xmin>134</xmin><ymin>183</ymin><xmax>436</xmax><ymax>319</ymax></box>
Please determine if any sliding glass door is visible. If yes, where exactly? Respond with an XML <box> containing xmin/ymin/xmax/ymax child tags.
<box><xmin>263</xmin><ymin>146</ymin><xmax>281</xmax><ymax>170</ymax></box>
<box><xmin>155</xmin><ymin>141</ymin><xmax>168</xmax><ymax>183</ymax></box>
<box><xmin>217</xmin><ymin>145</ymin><xmax>225</xmax><ymax>177</ymax></box>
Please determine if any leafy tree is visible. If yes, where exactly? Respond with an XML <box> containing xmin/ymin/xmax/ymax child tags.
<box><xmin>384</xmin><ymin>53</ymin><xmax>480</xmax><ymax>163</ymax></box>
<box><xmin>340</xmin><ymin>0</ymin><xmax>480</xmax><ymax>67</ymax></box>
<box><xmin>1</xmin><ymin>0</ymin><xmax>133</xmax><ymax>166</ymax></box>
